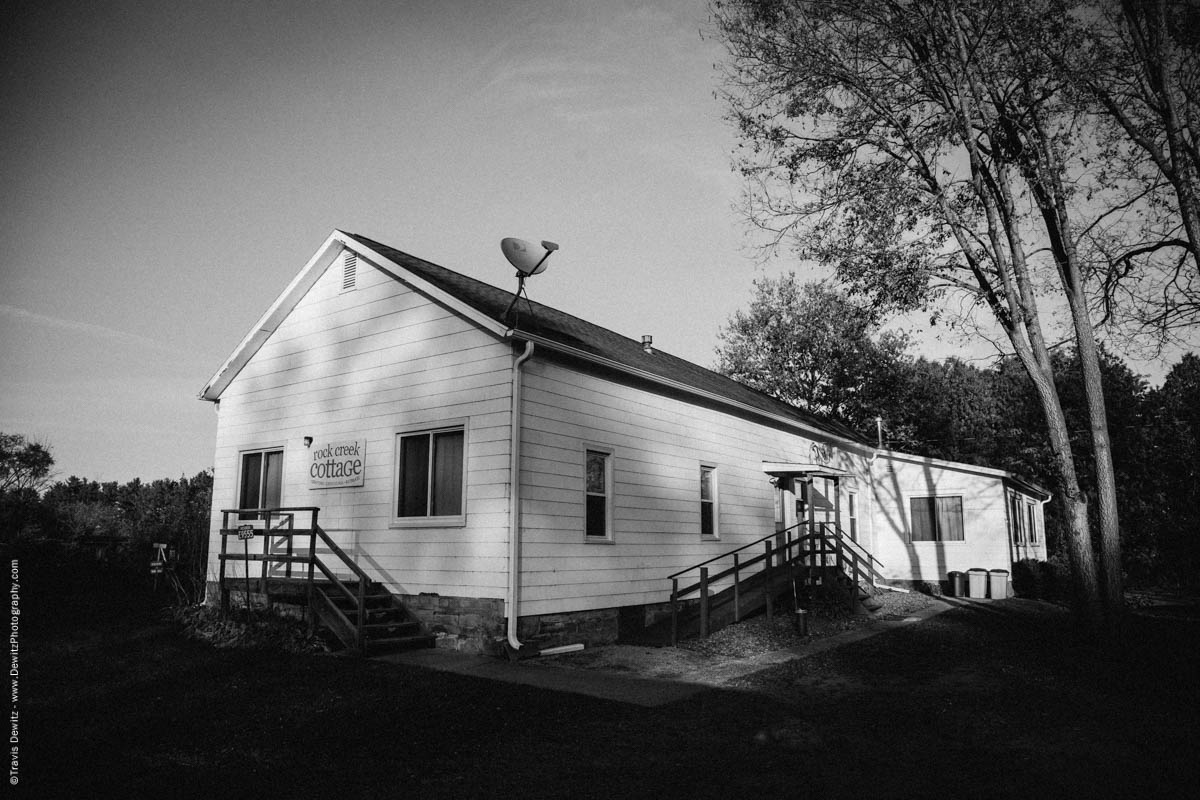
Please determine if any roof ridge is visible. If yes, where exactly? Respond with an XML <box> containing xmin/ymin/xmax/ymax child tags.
<box><xmin>343</xmin><ymin>231</ymin><xmax>867</xmax><ymax>445</ymax></box>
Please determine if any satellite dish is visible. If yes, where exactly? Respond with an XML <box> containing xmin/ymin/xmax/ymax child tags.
<box><xmin>501</xmin><ymin>237</ymin><xmax>558</xmax><ymax>276</ymax></box>
<box><xmin>500</xmin><ymin>236</ymin><xmax>559</xmax><ymax>331</ymax></box>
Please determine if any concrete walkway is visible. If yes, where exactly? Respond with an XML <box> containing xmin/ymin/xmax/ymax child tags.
<box><xmin>378</xmin><ymin>647</ymin><xmax>710</xmax><ymax>707</ymax></box>
<box><xmin>379</xmin><ymin>598</ymin><xmax>953</xmax><ymax>708</ymax></box>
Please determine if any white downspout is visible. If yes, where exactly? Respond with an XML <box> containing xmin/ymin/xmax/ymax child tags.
<box><xmin>506</xmin><ymin>340</ymin><xmax>535</xmax><ymax>653</ymax></box>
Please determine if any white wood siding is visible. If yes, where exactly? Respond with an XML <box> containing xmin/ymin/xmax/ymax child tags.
<box><xmin>205</xmin><ymin>249</ymin><xmax>1040</xmax><ymax>617</ymax></box>
<box><xmin>867</xmin><ymin>458</ymin><xmax>1013</xmax><ymax>581</ymax></box>
<box><xmin>207</xmin><ymin>252</ymin><xmax>513</xmax><ymax>598</ymax></box>
<box><xmin>516</xmin><ymin>359</ymin><xmax>831</xmax><ymax>616</ymax></box>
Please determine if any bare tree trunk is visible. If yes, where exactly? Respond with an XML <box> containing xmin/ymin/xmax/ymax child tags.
<box><xmin>943</xmin><ymin>4</ymin><xmax>1109</xmax><ymax>632</ymax></box>
<box><xmin>1028</xmin><ymin>124</ymin><xmax>1125</xmax><ymax>623</ymax></box>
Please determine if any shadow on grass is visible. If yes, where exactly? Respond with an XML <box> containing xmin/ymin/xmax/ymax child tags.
<box><xmin>18</xmin><ymin>547</ymin><xmax>1200</xmax><ymax>799</ymax></box>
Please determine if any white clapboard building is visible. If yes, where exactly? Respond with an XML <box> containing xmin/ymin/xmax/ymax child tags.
<box><xmin>201</xmin><ymin>230</ymin><xmax>1049</xmax><ymax>654</ymax></box>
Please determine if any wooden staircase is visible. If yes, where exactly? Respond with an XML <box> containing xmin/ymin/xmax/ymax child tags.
<box><xmin>309</xmin><ymin>578</ymin><xmax>434</xmax><ymax>655</ymax></box>
<box><xmin>217</xmin><ymin>507</ymin><xmax>435</xmax><ymax>655</ymax></box>
<box><xmin>661</xmin><ymin>522</ymin><xmax>885</xmax><ymax>645</ymax></box>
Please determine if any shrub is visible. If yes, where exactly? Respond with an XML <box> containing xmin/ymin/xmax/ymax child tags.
<box><xmin>1012</xmin><ymin>556</ymin><xmax>1073</xmax><ymax>603</ymax></box>
<box><xmin>169</xmin><ymin>604</ymin><xmax>328</xmax><ymax>654</ymax></box>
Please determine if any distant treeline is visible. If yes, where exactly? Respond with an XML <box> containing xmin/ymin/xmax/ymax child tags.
<box><xmin>851</xmin><ymin>349</ymin><xmax>1200</xmax><ymax>588</ymax></box>
<box><xmin>1</xmin><ymin>466</ymin><xmax>212</xmax><ymax>604</ymax></box>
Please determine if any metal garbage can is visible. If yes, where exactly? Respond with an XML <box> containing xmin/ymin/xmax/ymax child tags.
<box><xmin>794</xmin><ymin>608</ymin><xmax>809</xmax><ymax>636</ymax></box>
<box><xmin>967</xmin><ymin>568</ymin><xmax>989</xmax><ymax>599</ymax></box>
<box><xmin>989</xmin><ymin>569</ymin><xmax>1009</xmax><ymax>600</ymax></box>
<box><xmin>948</xmin><ymin>571</ymin><xmax>965</xmax><ymax>597</ymax></box>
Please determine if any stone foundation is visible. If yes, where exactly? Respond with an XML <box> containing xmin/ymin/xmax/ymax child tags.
<box><xmin>205</xmin><ymin>581</ymin><xmax>655</xmax><ymax>656</ymax></box>
<box><xmin>398</xmin><ymin>593</ymin><xmax>505</xmax><ymax>654</ymax></box>
<box><xmin>515</xmin><ymin>607</ymin><xmax>619</xmax><ymax>651</ymax></box>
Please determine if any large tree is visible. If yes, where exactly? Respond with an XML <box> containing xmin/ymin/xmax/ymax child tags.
<box><xmin>713</xmin><ymin>0</ymin><xmax>1129</xmax><ymax>630</ymax></box>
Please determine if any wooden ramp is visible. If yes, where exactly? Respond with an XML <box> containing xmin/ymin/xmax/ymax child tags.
<box><xmin>649</xmin><ymin>522</ymin><xmax>885</xmax><ymax>646</ymax></box>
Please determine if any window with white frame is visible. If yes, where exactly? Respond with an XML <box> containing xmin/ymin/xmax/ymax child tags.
<box><xmin>585</xmin><ymin>448</ymin><xmax>613</xmax><ymax>540</ymax></box>
<box><xmin>238</xmin><ymin>448</ymin><xmax>283</xmax><ymax>520</ymax></box>
<box><xmin>909</xmin><ymin>495</ymin><xmax>965</xmax><ymax>542</ymax></box>
<box><xmin>1011</xmin><ymin>496</ymin><xmax>1039</xmax><ymax>545</ymax></box>
<box><xmin>847</xmin><ymin>491</ymin><xmax>858</xmax><ymax>542</ymax></box>
<box><xmin>394</xmin><ymin>425</ymin><xmax>465</xmax><ymax>522</ymax></box>
<box><xmin>700</xmin><ymin>464</ymin><xmax>718</xmax><ymax>539</ymax></box>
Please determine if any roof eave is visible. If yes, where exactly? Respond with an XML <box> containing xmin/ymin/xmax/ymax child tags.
<box><xmin>878</xmin><ymin>448</ymin><xmax>1050</xmax><ymax>497</ymax></box>
<box><xmin>508</xmin><ymin>330</ymin><xmax>869</xmax><ymax>451</ymax></box>
<box><xmin>198</xmin><ymin>229</ymin><xmax>511</xmax><ymax>403</ymax></box>
<box><xmin>199</xmin><ymin>230</ymin><xmax>348</xmax><ymax>402</ymax></box>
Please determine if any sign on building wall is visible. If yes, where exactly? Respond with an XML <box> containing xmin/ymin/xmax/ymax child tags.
<box><xmin>309</xmin><ymin>440</ymin><xmax>366</xmax><ymax>489</ymax></box>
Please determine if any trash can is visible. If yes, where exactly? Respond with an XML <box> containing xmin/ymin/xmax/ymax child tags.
<box><xmin>989</xmin><ymin>569</ymin><xmax>1009</xmax><ymax>600</ymax></box>
<box><xmin>793</xmin><ymin>608</ymin><xmax>809</xmax><ymax>636</ymax></box>
<box><xmin>967</xmin><ymin>568</ymin><xmax>989</xmax><ymax>599</ymax></box>
<box><xmin>948</xmin><ymin>571</ymin><xmax>965</xmax><ymax>597</ymax></box>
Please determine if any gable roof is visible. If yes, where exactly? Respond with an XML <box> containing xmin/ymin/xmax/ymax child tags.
<box><xmin>199</xmin><ymin>229</ymin><xmax>868</xmax><ymax>445</ymax></box>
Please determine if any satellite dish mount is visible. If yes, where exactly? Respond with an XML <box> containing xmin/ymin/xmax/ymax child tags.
<box><xmin>500</xmin><ymin>237</ymin><xmax>558</xmax><ymax>329</ymax></box>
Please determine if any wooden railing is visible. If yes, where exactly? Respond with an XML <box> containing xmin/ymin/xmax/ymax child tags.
<box><xmin>666</xmin><ymin>521</ymin><xmax>885</xmax><ymax>644</ymax></box>
<box><xmin>217</xmin><ymin>506</ymin><xmax>372</xmax><ymax>652</ymax></box>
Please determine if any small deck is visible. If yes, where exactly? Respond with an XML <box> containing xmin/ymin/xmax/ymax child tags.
<box><xmin>217</xmin><ymin>507</ymin><xmax>434</xmax><ymax>654</ymax></box>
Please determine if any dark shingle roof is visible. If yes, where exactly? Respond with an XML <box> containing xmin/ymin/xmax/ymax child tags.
<box><xmin>345</xmin><ymin>232</ymin><xmax>868</xmax><ymax>445</ymax></box>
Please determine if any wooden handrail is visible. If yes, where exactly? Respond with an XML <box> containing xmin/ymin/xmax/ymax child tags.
<box><xmin>666</xmin><ymin>520</ymin><xmax>809</xmax><ymax>581</ymax></box>
<box><xmin>217</xmin><ymin>507</ymin><xmax>372</xmax><ymax>653</ymax></box>
<box><xmin>312</xmin><ymin>526</ymin><xmax>371</xmax><ymax>584</ymax></box>
<box><xmin>668</xmin><ymin>518</ymin><xmax>887</xmax><ymax>643</ymax></box>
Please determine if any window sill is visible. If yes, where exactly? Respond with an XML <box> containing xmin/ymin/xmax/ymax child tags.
<box><xmin>584</xmin><ymin>536</ymin><xmax>615</xmax><ymax>545</ymax></box>
<box><xmin>390</xmin><ymin>516</ymin><xmax>467</xmax><ymax>529</ymax></box>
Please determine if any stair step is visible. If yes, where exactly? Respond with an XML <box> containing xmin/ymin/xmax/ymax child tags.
<box><xmin>364</xmin><ymin>620</ymin><xmax>420</xmax><ymax>634</ymax></box>
<box><xmin>365</xmin><ymin>633</ymin><xmax>437</xmax><ymax>655</ymax></box>
<box><xmin>330</xmin><ymin>595</ymin><xmax>394</xmax><ymax>610</ymax></box>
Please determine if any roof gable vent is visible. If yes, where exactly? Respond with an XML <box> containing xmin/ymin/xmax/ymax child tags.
<box><xmin>341</xmin><ymin>251</ymin><xmax>357</xmax><ymax>292</ymax></box>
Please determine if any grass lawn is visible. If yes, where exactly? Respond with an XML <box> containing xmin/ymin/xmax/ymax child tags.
<box><xmin>19</xmin><ymin>554</ymin><xmax>1200</xmax><ymax>799</ymax></box>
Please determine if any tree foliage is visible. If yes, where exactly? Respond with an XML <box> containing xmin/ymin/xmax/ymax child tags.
<box><xmin>715</xmin><ymin>276</ymin><xmax>909</xmax><ymax>429</ymax></box>
<box><xmin>5</xmin><ymin>461</ymin><xmax>214</xmax><ymax>605</ymax></box>
<box><xmin>713</xmin><ymin>0</ymin><xmax>1130</xmax><ymax>629</ymax></box>
<box><xmin>0</xmin><ymin>432</ymin><xmax>54</xmax><ymax>493</ymax></box>
<box><xmin>1061</xmin><ymin>0</ymin><xmax>1200</xmax><ymax>338</ymax></box>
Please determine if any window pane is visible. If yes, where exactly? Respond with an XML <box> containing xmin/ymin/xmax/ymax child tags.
<box><xmin>586</xmin><ymin>494</ymin><xmax>607</xmax><ymax>537</ymax></box>
<box><xmin>700</xmin><ymin>502</ymin><xmax>714</xmax><ymax>537</ymax></box>
<box><xmin>909</xmin><ymin>497</ymin><xmax>936</xmax><ymax>541</ymax></box>
<box><xmin>240</xmin><ymin>452</ymin><xmax>263</xmax><ymax>510</ymax></box>
<box><xmin>1027</xmin><ymin>504</ymin><xmax>1037</xmax><ymax>543</ymax></box>
<box><xmin>700</xmin><ymin>467</ymin><xmax>713</xmax><ymax>502</ymax></box>
<box><xmin>431</xmin><ymin>430</ymin><xmax>464</xmax><ymax>516</ymax></box>
<box><xmin>398</xmin><ymin>435</ymin><xmax>430</xmax><ymax>517</ymax></box>
<box><xmin>263</xmin><ymin>451</ymin><xmax>283</xmax><ymax>509</ymax></box>
<box><xmin>937</xmin><ymin>496</ymin><xmax>964</xmax><ymax>541</ymax></box>
<box><xmin>586</xmin><ymin>451</ymin><xmax>607</xmax><ymax>494</ymax></box>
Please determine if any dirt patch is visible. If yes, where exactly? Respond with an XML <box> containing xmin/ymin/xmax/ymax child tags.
<box><xmin>538</xmin><ymin>590</ymin><xmax>934</xmax><ymax>682</ymax></box>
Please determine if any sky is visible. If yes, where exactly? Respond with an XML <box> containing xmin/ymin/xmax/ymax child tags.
<box><xmin>1</xmin><ymin>0</ymin><xmax>1195</xmax><ymax>485</ymax></box>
